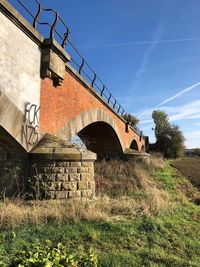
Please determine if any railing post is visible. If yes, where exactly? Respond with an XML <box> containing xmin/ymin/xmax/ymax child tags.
<box><xmin>91</xmin><ymin>73</ymin><xmax>96</xmax><ymax>87</ymax></box>
<box><xmin>101</xmin><ymin>85</ymin><xmax>105</xmax><ymax>96</ymax></box>
<box><xmin>79</xmin><ymin>59</ymin><xmax>85</xmax><ymax>74</ymax></box>
<box><xmin>113</xmin><ymin>99</ymin><xmax>117</xmax><ymax>109</ymax></box>
<box><xmin>50</xmin><ymin>11</ymin><xmax>59</xmax><ymax>38</ymax></box>
<box><xmin>108</xmin><ymin>93</ymin><xmax>112</xmax><ymax>104</ymax></box>
<box><xmin>61</xmin><ymin>28</ymin><xmax>70</xmax><ymax>49</ymax></box>
<box><xmin>33</xmin><ymin>3</ymin><xmax>42</xmax><ymax>29</ymax></box>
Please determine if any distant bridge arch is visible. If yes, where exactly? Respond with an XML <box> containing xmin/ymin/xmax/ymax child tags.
<box><xmin>130</xmin><ymin>139</ymin><xmax>139</xmax><ymax>151</ymax></box>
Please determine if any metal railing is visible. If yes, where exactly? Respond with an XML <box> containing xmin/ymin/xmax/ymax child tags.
<box><xmin>10</xmin><ymin>0</ymin><xmax>143</xmax><ymax>136</ymax></box>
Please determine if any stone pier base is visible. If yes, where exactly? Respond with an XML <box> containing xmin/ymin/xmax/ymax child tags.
<box><xmin>29</xmin><ymin>134</ymin><xmax>96</xmax><ymax>199</ymax></box>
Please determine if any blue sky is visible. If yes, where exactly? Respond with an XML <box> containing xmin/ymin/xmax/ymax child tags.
<box><xmin>9</xmin><ymin>0</ymin><xmax>200</xmax><ymax>148</ymax></box>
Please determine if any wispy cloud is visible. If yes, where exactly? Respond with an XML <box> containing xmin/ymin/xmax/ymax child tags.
<box><xmin>138</xmin><ymin>98</ymin><xmax>200</xmax><ymax>149</ymax></box>
<box><xmin>184</xmin><ymin>130</ymin><xmax>200</xmax><ymax>148</ymax></box>
<box><xmin>169</xmin><ymin>100</ymin><xmax>200</xmax><ymax>121</ymax></box>
<box><xmin>139</xmin><ymin>100</ymin><xmax>200</xmax><ymax>124</ymax></box>
<box><xmin>157</xmin><ymin>81</ymin><xmax>200</xmax><ymax>107</ymax></box>
<box><xmin>78</xmin><ymin>37</ymin><xmax>200</xmax><ymax>49</ymax></box>
<box><xmin>138</xmin><ymin>81</ymin><xmax>200</xmax><ymax>118</ymax></box>
<box><xmin>185</xmin><ymin>130</ymin><xmax>200</xmax><ymax>138</ymax></box>
<box><xmin>133</xmin><ymin>23</ymin><xmax>163</xmax><ymax>88</ymax></box>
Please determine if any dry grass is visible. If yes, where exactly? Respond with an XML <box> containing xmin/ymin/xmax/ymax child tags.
<box><xmin>150</xmin><ymin>153</ymin><xmax>165</xmax><ymax>169</ymax></box>
<box><xmin>0</xmin><ymin>157</ymin><xmax>170</xmax><ymax>229</ymax></box>
<box><xmin>0</xmin><ymin>192</ymin><xmax>169</xmax><ymax>229</ymax></box>
<box><xmin>94</xmin><ymin>157</ymin><xmax>165</xmax><ymax>196</ymax></box>
<box><xmin>0</xmin><ymin>198</ymin><xmax>106</xmax><ymax>229</ymax></box>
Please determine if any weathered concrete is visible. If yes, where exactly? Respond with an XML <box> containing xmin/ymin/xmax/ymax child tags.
<box><xmin>0</xmin><ymin>10</ymin><xmax>41</xmax><ymax>114</ymax></box>
<box><xmin>41</xmin><ymin>38</ymin><xmax>71</xmax><ymax>86</ymax></box>
<box><xmin>0</xmin><ymin>5</ymin><xmax>41</xmax><ymax>150</ymax></box>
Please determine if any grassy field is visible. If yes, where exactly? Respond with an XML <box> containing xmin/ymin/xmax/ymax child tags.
<box><xmin>171</xmin><ymin>157</ymin><xmax>200</xmax><ymax>189</ymax></box>
<box><xmin>0</xmin><ymin>157</ymin><xmax>200</xmax><ymax>266</ymax></box>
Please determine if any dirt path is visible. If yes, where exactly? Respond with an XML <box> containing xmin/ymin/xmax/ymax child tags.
<box><xmin>171</xmin><ymin>157</ymin><xmax>200</xmax><ymax>189</ymax></box>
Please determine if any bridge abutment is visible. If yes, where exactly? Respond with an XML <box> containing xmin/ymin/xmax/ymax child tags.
<box><xmin>29</xmin><ymin>134</ymin><xmax>96</xmax><ymax>199</ymax></box>
<box><xmin>0</xmin><ymin>133</ymin><xmax>96</xmax><ymax>199</ymax></box>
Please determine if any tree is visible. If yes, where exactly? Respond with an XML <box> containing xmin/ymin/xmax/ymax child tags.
<box><xmin>151</xmin><ymin>110</ymin><xmax>185</xmax><ymax>158</ymax></box>
<box><xmin>168</xmin><ymin>124</ymin><xmax>185</xmax><ymax>158</ymax></box>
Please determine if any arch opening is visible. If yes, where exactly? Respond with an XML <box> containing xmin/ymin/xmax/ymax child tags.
<box><xmin>76</xmin><ymin>121</ymin><xmax>123</xmax><ymax>159</ymax></box>
<box><xmin>130</xmin><ymin>139</ymin><xmax>139</xmax><ymax>151</ymax></box>
<box><xmin>0</xmin><ymin>126</ymin><xmax>27</xmax><ymax>197</ymax></box>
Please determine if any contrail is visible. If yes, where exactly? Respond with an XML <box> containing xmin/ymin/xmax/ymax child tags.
<box><xmin>138</xmin><ymin>81</ymin><xmax>200</xmax><ymax>118</ymax></box>
<box><xmin>133</xmin><ymin>23</ymin><xmax>163</xmax><ymax>89</ymax></box>
<box><xmin>157</xmin><ymin>81</ymin><xmax>200</xmax><ymax>107</ymax></box>
<box><xmin>79</xmin><ymin>37</ymin><xmax>200</xmax><ymax>49</ymax></box>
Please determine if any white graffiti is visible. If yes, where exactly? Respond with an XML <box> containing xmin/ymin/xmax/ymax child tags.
<box><xmin>22</xmin><ymin>103</ymin><xmax>40</xmax><ymax>147</ymax></box>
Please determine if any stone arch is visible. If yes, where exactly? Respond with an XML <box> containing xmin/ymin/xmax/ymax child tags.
<box><xmin>130</xmin><ymin>139</ymin><xmax>139</xmax><ymax>151</ymax></box>
<box><xmin>77</xmin><ymin>121</ymin><xmax>123</xmax><ymax>158</ymax></box>
<box><xmin>58</xmin><ymin>108</ymin><xmax>125</xmax><ymax>153</ymax></box>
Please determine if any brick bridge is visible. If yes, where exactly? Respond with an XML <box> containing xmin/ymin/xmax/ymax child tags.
<box><xmin>0</xmin><ymin>0</ymin><xmax>149</xmax><ymax>198</ymax></box>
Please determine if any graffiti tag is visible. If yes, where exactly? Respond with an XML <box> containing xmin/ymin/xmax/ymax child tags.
<box><xmin>22</xmin><ymin>103</ymin><xmax>40</xmax><ymax>148</ymax></box>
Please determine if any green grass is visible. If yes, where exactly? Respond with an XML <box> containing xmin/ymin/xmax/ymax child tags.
<box><xmin>1</xmin><ymin>204</ymin><xmax>200</xmax><ymax>266</ymax></box>
<box><xmin>0</xmin><ymin>162</ymin><xmax>200</xmax><ymax>266</ymax></box>
<box><xmin>153</xmin><ymin>162</ymin><xmax>176</xmax><ymax>193</ymax></box>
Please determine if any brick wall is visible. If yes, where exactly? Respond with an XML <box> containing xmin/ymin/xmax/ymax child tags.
<box><xmin>40</xmin><ymin>68</ymin><xmax>145</xmax><ymax>152</ymax></box>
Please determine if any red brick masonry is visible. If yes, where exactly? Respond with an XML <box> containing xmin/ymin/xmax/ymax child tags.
<box><xmin>40</xmin><ymin>68</ymin><xmax>145</xmax><ymax>152</ymax></box>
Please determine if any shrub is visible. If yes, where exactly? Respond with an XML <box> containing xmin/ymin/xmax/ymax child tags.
<box><xmin>122</xmin><ymin>113</ymin><xmax>139</xmax><ymax>127</ymax></box>
<box><xmin>7</xmin><ymin>240</ymin><xmax>98</xmax><ymax>267</ymax></box>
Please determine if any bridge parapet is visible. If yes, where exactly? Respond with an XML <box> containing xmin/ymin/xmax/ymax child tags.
<box><xmin>4</xmin><ymin>0</ymin><xmax>144</xmax><ymax>137</ymax></box>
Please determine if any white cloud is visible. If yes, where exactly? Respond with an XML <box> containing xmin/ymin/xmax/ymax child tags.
<box><xmin>140</xmin><ymin>119</ymin><xmax>154</xmax><ymax>124</ymax></box>
<box><xmin>138</xmin><ymin>104</ymin><xmax>200</xmax><ymax>148</ymax></box>
<box><xmin>185</xmin><ymin>130</ymin><xmax>200</xmax><ymax>138</ymax></box>
<box><xmin>184</xmin><ymin>130</ymin><xmax>200</xmax><ymax>148</ymax></box>
<box><xmin>133</xmin><ymin>23</ymin><xmax>163</xmax><ymax>89</ymax></box>
<box><xmin>157</xmin><ymin>81</ymin><xmax>200</xmax><ymax>107</ymax></box>
<box><xmin>138</xmin><ymin>81</ymin><xmax>200</xmax><ymax>119</ymax></box>
<box><xmin>78</xmin><ymin>37</ymin><xmax>200</xmax><ymax>49</ymax></box>
<box><xmin>139</xmin><ymin>100</ymin><xmax>200</xmax><ymax>124</ymax></box>
<box><xmin>168</xmin><ymin>100</ymin><xmax>200</xmax><ymax>122</ymax></box>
